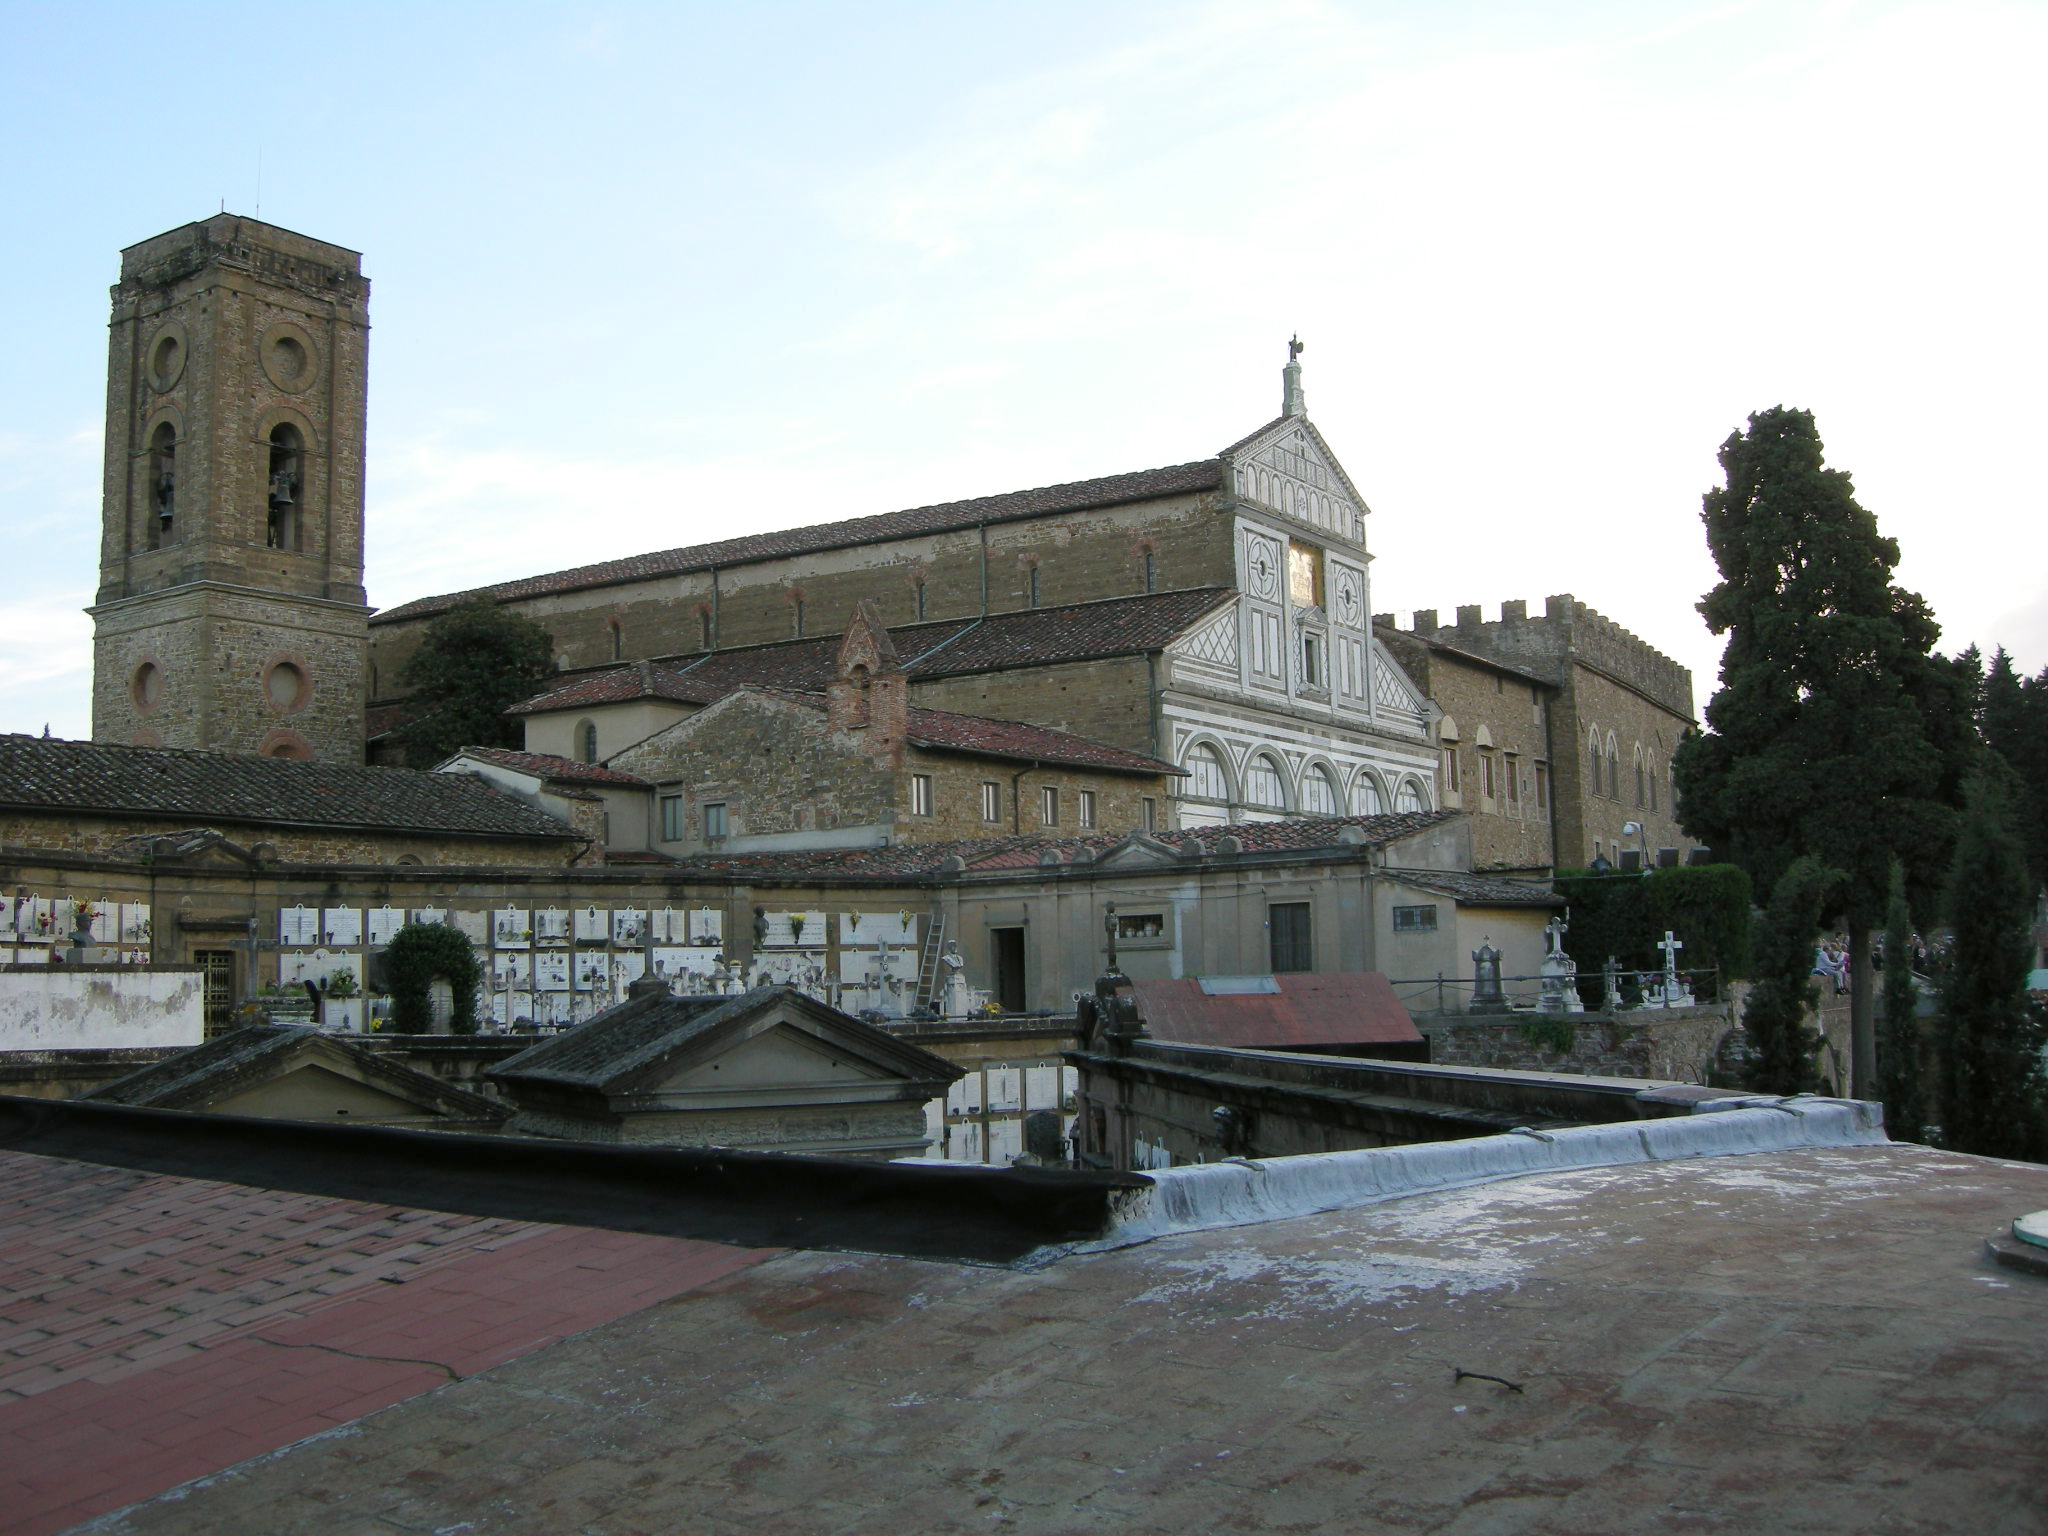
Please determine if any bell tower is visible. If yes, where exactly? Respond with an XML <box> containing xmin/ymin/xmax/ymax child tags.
<box><xmin>89</xmin><ymin>215</ymin><xmax>371</xmax><ymax>761</ymax></box>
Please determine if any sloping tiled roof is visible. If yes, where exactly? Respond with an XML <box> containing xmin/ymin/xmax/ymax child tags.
<box><xmin>0</xmin><ymin>736</ymin><xmax>576</xmax><ymax>842</ymax></box>
<box><xmin>84</xmin><ymin>1026</ymin><xmax>506</xmax><ymax>1120</ymax></box>
<box><xmin>726</xmin><ymin>686</ymin><xmax>1178</xmax><ymax>777</ymax></box>
<box><xmin>900</xmin><ymin>703</ymin><xmax>1179</xmax><ymax>776</ymax></box>
<box><xmin>1390</xmin><ymin>869</ymin><xmax>1566</xmax><ymax>907</ymax></box>
<box><xmin>511</xmin><ymin>590</ymin><xmax>1236</xmax><ymax>716</ymax></box>
<box><xmin>377</xmin><ymin>462</ymin><xmax>1226</xmax><ymax>624</ymax></box>
<box><xmin>488</xmin><ymin>985</ymin><xmax>959</xmax><ymax>1095</ymax></box>
<box><xmin>1131</xmin><ymin>973</ymin><xmax>1423</xmax><ymax>1049</ymax></box>
<box><xmin>449</xmin><ymin>747</ymin><xmax>651</xmax><ymax>788</ymax></box>
<box><xmin>661</xmin><ymin>813</ymin><xmax>1458</xmax><ymax>882</ymax></box>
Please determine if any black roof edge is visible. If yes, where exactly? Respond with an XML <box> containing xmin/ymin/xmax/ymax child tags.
<box><xmin>0</xmin><ymin>1094</ymin><xmax>1148</xmax><ymax>1268</ymax></box>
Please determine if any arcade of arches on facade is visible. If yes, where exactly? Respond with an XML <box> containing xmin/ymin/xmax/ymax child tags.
<box><xmin>1176</xmin><ymin>738</ymin><xmax>1428</xmax><ymax>821</ymax></box>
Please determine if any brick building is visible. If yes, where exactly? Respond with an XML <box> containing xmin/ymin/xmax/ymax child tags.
<box><xmin>1377</xmin><ymin>597</ymin><xmax>1704</xmax><ymax>871</ymax></box>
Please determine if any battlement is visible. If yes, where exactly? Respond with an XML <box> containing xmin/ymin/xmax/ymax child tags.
<box><xmin>1375</xmin><ymin>596</ymin><xmax>1693</xmax><ymax>718</ymax></box>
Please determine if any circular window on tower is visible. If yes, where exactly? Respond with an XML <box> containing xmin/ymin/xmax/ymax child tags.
<box><xmin>145</xmin><ymin>321</ymin><xmax>188</xmax><ymax>392</ymax></box>
<box><xmin>259</xmin><ymin>320</ymin><xmax>319</xmax><ymax>393</ymax></box>
<box><xmin>130</xmin><ymin>660</ymin><xmax>165</xmax><ymax>714</ymax></box>
<box><xmin>262</xmin><ymin>656</ymin><xmax>313</xmax><ymax>715</ymax></box>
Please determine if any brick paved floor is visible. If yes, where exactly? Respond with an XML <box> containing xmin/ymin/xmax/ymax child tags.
<box><xmin>0</xmin><ymin>1151</ymin><xmax>777</xmax><ymax>1536</ymax></box>
<box><xmin>67</xmin><ymin>1142</ymin><xmax>2048</xmax><ymax>1536</ymax></box>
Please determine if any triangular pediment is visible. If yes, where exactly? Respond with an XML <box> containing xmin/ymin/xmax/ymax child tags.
<box><xmin>1222</xmin><ymin>416</ymin><xmax>1372</xmax><ymax>537</ymax></box>
<box><xmin>663</xmin><ymin>1022</ymin><xmax>895</xmax><ymax>1092</ymax></box>
<box><xmin>1091</xmin><ymin>834</ymin><xmax>1184</xmax><ymax>869</ymax></box>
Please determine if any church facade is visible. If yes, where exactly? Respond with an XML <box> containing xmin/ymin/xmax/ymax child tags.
<box><xmin>367</xmin><ymin>348</ymin><xmax>1439</xmax><ymax>829</ymax></box>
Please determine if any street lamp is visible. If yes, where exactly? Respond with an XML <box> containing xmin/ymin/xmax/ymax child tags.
<box><xmin>1621</xmin><ymin>820</ymin><xmax>1650</xmax><ymax>870</ymax></box>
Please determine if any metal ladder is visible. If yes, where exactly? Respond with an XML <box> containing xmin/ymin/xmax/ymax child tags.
<box><xmin>914</xmin><ymin>910</ymin><xmax>949</xmax><ymax>1014</ymax></box>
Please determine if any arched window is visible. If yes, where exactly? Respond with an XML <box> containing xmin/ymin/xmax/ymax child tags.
<box><xmin>578</xmin><ymin>720</ymin><xmax>599</xmax><ymax>764</ymax></box>
<box><xmin>266</xmin><ymin>423</ymin><xmax>304</xmax><ymax>550</ymax></box>
<box><xmin>1301</xmin><ymin>765</ymin><xmax>1342</xmax><ymax>816</ymax></box>
<box><xmin>1634</xmin><ymin>746</ymin><xmax>1646</xmax><ymax>808</ymax></box>
<box><xmin>1354</xmin><ymin>771</ymin><xmax>1385</xmax><ymax>816</ymax></box>
<box><xmin>1588</xmin><ymin>728</ymin><xmax>1603</xmax><ymax>797</ymax></box>
<box><xmin>1646</xmin><ymin>754</ymin><xmax>1658</xmax><ymax>811</ymax></box>
<box><xmin>147</xmin><ymin>422</ymin><xmax>176</xmax><ymax>548</ymax></box>
<box><xmin>698</xmin><ymin>607</ymin><xmax>714</xmax><ymax>650</ymax></box>
<box><xmin>608</xmin><ymin>620</ymin><xmax>623</xmax><ymax>662</ymax></box>
<box><xmin>1606</xmin><ymin>734</ymin><xmax>1621</xmax><ymax>799</ymax></box>
<box><xmin>1395</xmin><ymin>778</ymin><xmax>1427</xmax><ymax>813</ymax></box>
<box><xmin>1184</xmin><ymin>743</ymin><xmax>1230</xmax><ymax>801</ymax></box>
<box><xmin>1244</xmin><ymin>753</ymin><xmax>1287</xmax><ymax>810</ymax></box>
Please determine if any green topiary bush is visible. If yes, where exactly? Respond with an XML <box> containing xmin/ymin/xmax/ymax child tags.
<box><xmin>381</xmin><ymin>921</ymin><xmax>485</xmax><ymax>1035</ymax></box>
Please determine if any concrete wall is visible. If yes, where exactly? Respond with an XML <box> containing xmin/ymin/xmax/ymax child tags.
<box><xmin>0</xmin><ymin>965</ymin><xmax>203</xmax><ymax>1051</ymax></box>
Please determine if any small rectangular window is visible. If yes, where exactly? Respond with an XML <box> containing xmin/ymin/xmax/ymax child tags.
<box><xmin>1142</xmin><ymin>797</ymin><xmax>1157</xmax><ymax>832</ymax></box>
<box><xmin>1077</xmin><ymin>789</ymin><xmax>1096</xmax><ymax>828</ymax></box>
<box><xmin>1442</xmin><ymin>748</ymin><xmax>1461</xmax><ymax>794</ymax></box>
<box><xmin>1392</xmin><ymin>904</ymin><xmax>1438</xmax><ymax>932</ymax></box>
<box><xmin>703</xmin><ymin>801</ymin><xmax>728</xmax><ymax>840</ymax></box>
<box><xmin>1481</xmin><ymin>752</ymin><xmax>1496</xmax><ymax>799</ymax></box>
<box><xmin>1505</xmin><ymin>754</ymin><xmax>1520</xmax><ymax>804</ymax></box>
<box><xmin>910</xmin><ymin>773</ymin><xmax>933</xmax><ymax>817</ymax></box>
<box><xmin>1534</xmin><ymin>763</ymin><xmax>1549</xmax><ymax>811</ymax></box>
<box><xmin>1301</xmin><ymin>634</ymin><xmax>1323</xmax><ymax>687</ymax></box>
<box><xmin>980</xmin><ymin>782</ymin><xmax>1002</xmax><ymax>823</ymax></box>
<box><xmin>1116</xmin><ymin>912</ymin><xmax>1167</xmax><ymax>940</ymax></box>
<box><xmin>1040</xmin><ymin>785</ymin><xmax>1059</xmax><ymax>826</ymax></box>
<box><xmin>659</xmin><ymin>794</ymin><xmax>685</xmax><ymax>842</ymax></box>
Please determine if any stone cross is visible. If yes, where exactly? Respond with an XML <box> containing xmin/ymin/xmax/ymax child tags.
<box><xmin>1543</xmin><ymin>915</ymin><xmax>1568</xmax><ymax>958</ymax></box>
<box><xmin>1657</xmin><ymin>931</ymin><xmax>1684</xmax><ymax>980</ymax></box>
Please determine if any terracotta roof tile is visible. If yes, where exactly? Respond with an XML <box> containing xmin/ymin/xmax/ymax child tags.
<box><xmin>1390</xmin><ymin>869</ymin><xmax>1566</xmax><ymax>907</ymax></box>
<box><xmin>511</xmin><ymin>591</ymin><xmax>1235</xmax><ymax>715</ymax></box>
<box><xmin>0</xmin><ymin>736</ymin><xmax>575</xmax><ymax>843</ymax></box>
<box><xmin>376</xmin><ymin>462</ymin><xmax>1225</xmax><ymax>624</ymax></box>
<box><xmin>449</xmin><ymin>747</ymin><xmax>651</xmax><ymax>788</ymax></box>
<box><xmin>661</xmin><ymin>813</ymin><xmax>1456</xmax><ymax>881</ymax></box>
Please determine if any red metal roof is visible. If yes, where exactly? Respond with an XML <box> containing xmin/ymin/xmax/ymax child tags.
<box><xmin>1130</xmin><ymin>973</ymin><xmax>1422</xmax><ymax>1048</ymax></box>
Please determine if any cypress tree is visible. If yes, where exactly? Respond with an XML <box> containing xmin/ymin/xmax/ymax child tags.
<box><xmin>1740</xmin><ymin>855</ymin><xmax>1838</xmax><ymax>1096</ymax></box>
<box><xmin>1980</xmin><ymin>648</ymin><xmax>2048</xmax><ymax>891</ymax></box>
<box><xmin>1877</xmin><ymin>857</ymin><xmax>1924</xmax><ymax>1142</ymax></box>
<box><xmin>1673</xmin><ymin>407</ymin><xmax>1973</xmax><ymax>1097</ymax></box>
<box><xmin>1936</xmin><ymin>774</ymin><xmax>2047</xmax><ymax>1161</ymax></box>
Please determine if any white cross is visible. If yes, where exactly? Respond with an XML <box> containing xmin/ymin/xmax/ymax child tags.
<box><xmin>1657</xmin><ymin>931</ymin><xmax>1684</xmax><ymax>974</ymax></box>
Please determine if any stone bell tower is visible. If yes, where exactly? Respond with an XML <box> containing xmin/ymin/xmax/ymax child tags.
<box><xmin>89</xmin><ymin>215</ymin><xmax>371</xmax><ymax>762</ymax></box>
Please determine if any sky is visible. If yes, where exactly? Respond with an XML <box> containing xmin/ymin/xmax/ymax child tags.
<box><xmin>4</xmin><ymin>0</ymin><xmax>2044</xmax><ymax>740</ymax></box>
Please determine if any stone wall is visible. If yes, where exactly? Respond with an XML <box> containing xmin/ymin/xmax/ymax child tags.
<box><xmin>1375</xmin><ymin>627</ymin><xmax>1554</xmax><ymax>870</ymax></box>
<box><xmin>1418</xmin><ymin>1002</ymin><xmax>1735</xmax><ymax>1084</ymax></box>
<box><xmin>912</xmin><ymin>654</ymin><xmax>1163</xmax><ymax>758</ymax></box>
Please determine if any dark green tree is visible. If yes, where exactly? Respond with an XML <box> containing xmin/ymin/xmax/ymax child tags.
<box><xmin>380</xmin><ymin>921</ymin><xmax>485</xmax><ymax>1035</ymax></box>
<box><xmin>394</xmin><ymin>598</ymin><xmax>558</xmax><ymax>768</ymax></box>
<box><xmin>1877</xmin><ymin>856</ymin><xmax>1924</xmax><ymax>1142</ymax></box>
<box><xmin>1936</xmin><ymin>774</ymin><xmax>2047</xmax><ymax>1161</ymax></box>
<box><xmin>1673</xmin><ymin>407</ymin><xmax>1974</xmax><ymax>1096</ymax></box>
<box><xmin>1980</xmin><ymin>647</ymin><xmax>2048</xmax><ymax>891</ymax></box>
<box><xmin>1740</xmin><ymin>855</ymin><xmax>1839</xmax><ymax>1095</ymax></box>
